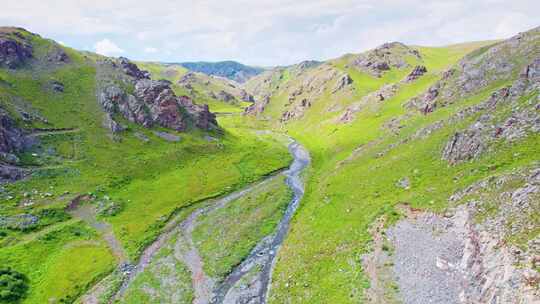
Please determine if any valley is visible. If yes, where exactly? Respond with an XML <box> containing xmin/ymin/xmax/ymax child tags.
<box><xmin>0</xmin><ymin>24</ymin><xmax>539</xmax><ymax>304</ymax></box>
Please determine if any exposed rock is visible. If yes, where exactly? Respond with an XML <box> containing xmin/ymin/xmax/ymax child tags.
<box><xmin>404</xmin><ymin>65</ymin><xmax>427</xmax><ymax>82</ymax></box>
<box><xmin>134</xmin><ymin>132</ymin><xmax>149</xmax><ymax>143</ymax></box>
<box><xmin>0</xmin><ymin>213</ymin><xmax>38</xmax><ymax>230</ymax></box>
<box><xmin>118</xmin><ymin>57</ymin><xmax>150</xmax><ymax>80</ymax></box>
<box><xmin>245</xmin><ymin>96</ymin><xmax>270</xmax><ymax>115</ymax></box>
<box><xmin>153</xmin><ymin>131</ymin><xmax>181</xmax><ymax>142</ymax></box>
<box><xmin>102</xmin><ymin>113</ymin><xmax>125</xmax><ymax>134</ymax></box>
<box><xmin>396</xmin><ymin>177</ymin><xmax>410</xmax><ymax>189</ymax></box>
<box><xmin>440</xmin><ymin>56</ymin><xmax>539</xmax><ymax>165</ymax></box>
<box><xmin>239</xmin><ymin>89</ymin><xmax>255</xmax><ymax>102</ymax></box>
<box><xmin>0</xmin><ymin>164</ymin><xmax>28</xmax><ymax>183</ymax></box>
<box><xmin>100</xmin><ymin>85</ymin><xmax>153</xmax><ymax>128</ymax></box>
<box><xmin>0</xmin><ymin>34</ymin><xmax>33</xmax><ymax>68</ymax></box>
<box><xmin>216</xmin><ymin>90</ymin><xmax>235</xmax><ymax>103</ymax></box>
<box><xmin>332</xmin><ymin>74</ymin><xmax>353</xmax><ymax>93</ymax></box>
<box><xmin>0</xmin><ymin>108</ymin><xmax>33</xmax><ymax>154</ymax></box>
<box><xmin>442</xmin><ymin>130</ymin><xmax>485</xmax><ymax>165</ymax></box>
<box><xmin>46</xmin><ymin>47</ymin><xmax>70</xmax><ymax>64</ymax></box>
<box><xmin>100</xmin><ymin>74</ymin><xmax>217</xmax><ymax>132</ymax></box>
<box><xmin>407</xmin><ymin>27</ymin><xmax>539</xmax><ymax>113</ymax></box>
<box><xmin>51</xmin><ymin>81</ymin><xmax>64</xmax><ymax>92</ymax></box>
<box><xmin>352</xmin><ymin>42</ymin><xmax>421</xmax><ymax>77</ymax></box>
<box><xmin>386</xmin><ymin>171</ymin><xmax>540</xmax><ymax>304</ymax></box>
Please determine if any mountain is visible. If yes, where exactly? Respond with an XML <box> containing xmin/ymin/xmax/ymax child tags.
<box><xmin>0</xmin><ymin>27</ymin><xmax>290</xmax><ymax>303</ymax></box>
<box><xmin>1</xmin><ymin>24</ymin><xmax>539</xmax><ymax>304</ymax></box>
<box><xmin>179</xmin><ymin>60</ymin><xmax>264</xmax><ymax>83</ymax></box>
<box><xmin>243</xmin><ymin>27</ymin><xmax>540</xmax><ymax>303</ymax></box>
<box><xmin>137</xmin><ymin>62</ymin><xmax>255</xmax><ymax>113</ymax></box>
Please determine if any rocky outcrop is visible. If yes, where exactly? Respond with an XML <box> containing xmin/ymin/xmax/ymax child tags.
<box><xmin>404</xmin><ymin>65</ymin><xmax>427</xmax><ymax>82</ymax></box>
<box><xmin>98</xmin><ymin>58</ymin><xmax>217</xmax><ymax>133</ymax></box>
<box><xmin>0</xmin><ymin>31</ymin><xmax>33</xmax><ymax>68</ymax></box>
<box><xmin>441</xmin><ymin>55</ymin><xmax>540</xmax><ymax>165</ymax></box>
<box><xmin>339</xmin><ymin>84</ymin><xmax>398</xmax><ymax>123</ymax></box>
<box><xmin>46</xmin><ymin>47</ymin><xmax>70</xmax><ymax>64</ymax></box>
<box><xmin>408</xmin><ymin>27</ymin><xmax>540</xmax><ymax>113</ymax></box>
<box><xmin>0</xmin><ymin>109</ymin><xmax>31</xmax><ymax>154</ymax></box>
<box><xmin>118</xmin><ymin>57</ymin><xmax>150</xmax><ymax>80</ymax></box>
<box><xmin>101</xmin><ymin>78</ymin><xmax>217</xmax><ymax>132</ymax></box>
<box><xmin>442</xmin><ymin>129</ymin><xmax>485</xmax><ymax>164</ymax></box>
<box><xmin>351</xmin><ymin>42</ymin><xmax>421</xmax><ymax>77</ymax></box>
<box><xmin>216</xmin><ymin>90</ymin><xmax>235</xmax><ymax>103</ymax></box>
<box><xmin>238</xmin><ymin>89</ymin><xmax>254</xmax><ymax>102</ymax></box>
<box><xmin>332</xmin><ymin>74</ymin><xmax>353</xmax><ymax>93</ymax></box>
<box><xmin>244</xmin><ymin>96</ymin><xmax>270</xmax><ymax>115</ymax></box>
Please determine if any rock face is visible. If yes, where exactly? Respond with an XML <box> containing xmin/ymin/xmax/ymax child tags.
<box><xmin>442</xmin><ymin>130</ymin><xmax>484</xmax><ymax>164</ymax></box>
<box><xmin>379</xmin><ymin>166</ymin><xmax>540</xmax><ymax>304</ymax></box>
<box><xmin>440</xmin><ymin>55</ymin><xmax>540</xmax><ymax>165</ymax></box>
<box><xmin>244</xmin><ymin>96</ymin><xmax>270</xmax><ymax>115</ymax></box>
<box><xmin>352</xmin><ymin>42</ymin><xmax>421</xmax><ymax>77</ymax></box>
<box><xmin>0</xmin><ymin>31</ymin><xmax>33</xmax><ymax>68</ymax></box>
<box><xmin>408</xmin><ymin>27</ymin><xmax>540</xmax><ymax>113</ymax></box>
<box><xmin>100</xmin><ymin>77</ymin><xmax>217</xmax><ymax>132</ymax></box>
<box><xmin>0</xmin><ymin>108</ymin><xmax>30</xmax><ymax>154</ymax></box>
<box><xmin>404</xmin><ymin>65</ymin><xmax>427</xmax><ymax>82</ymax></box>
<box><xmin>118</xmin><ymin>57</ymin><xmax>150</xmax><ymax>80</ymax></box>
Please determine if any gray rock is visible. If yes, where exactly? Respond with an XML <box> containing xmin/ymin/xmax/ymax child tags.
<box><xmin>442</xmin><ymin>131</ymin><xmax>485</xmax><ymax>165</ymax></box>
<box><xmin>153</xmin><ymin>131</ymin><xmax>181</xmax><ymax>142</ymax></box>
<box><xmin>0</xmin><ymin>31</ymin><xmax>33</xmax><ymax>68</ymax></box>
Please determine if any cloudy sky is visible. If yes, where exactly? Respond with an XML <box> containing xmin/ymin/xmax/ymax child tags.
<box><xmin>1</xmin><ymin>0</ymin><xmax>538</xmax><ymax>66</ymax></box>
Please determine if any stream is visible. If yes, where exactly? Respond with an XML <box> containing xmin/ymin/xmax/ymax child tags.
<box><xmin>85</xmin><ymin>139</ymin><xmax>310</xmax><ymax>304</ymax></box>
<box><xmin>211</xmin><ymin>141</ymin><xmax>310</xmax><ymax>303</ymax></box>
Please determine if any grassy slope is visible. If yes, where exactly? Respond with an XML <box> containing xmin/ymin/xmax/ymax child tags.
<box><xmin>0</xmin><ymin>29</ymin><xmax>291</xmax><ymax>303</ymax></box>
<box><xmin>137</xmin><ymin>62</ymin><xmax>250</xmax><ymax>113</ymax></box>
<box><xmin>237</xmin><ymin>41</ymin><xmax>540</xmax><ymax>303</ymax></box>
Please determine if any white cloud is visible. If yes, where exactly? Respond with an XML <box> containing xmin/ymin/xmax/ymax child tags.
<box><xmin>144</xmin><ymin>47</ymin><xmax>158</xmax><ymax>53</ymax></box>
<box><xmin>0</xmin><ymin>0</ymin><xmax>538</xmax><ymax>65</ymax></box>
<box><xmin>94</xmin><ymin>38</ymin><xmax>124</xmax><ymax>56</ymax></box>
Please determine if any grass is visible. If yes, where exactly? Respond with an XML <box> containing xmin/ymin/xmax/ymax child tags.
<box><xmin>233</xmin><ymin>40</ymin><xmax>540</xmax><ymax>303</ymax></box>
<box><xmin>0</xmin><ymin>221</ymin><xmax>116</xmax><ymax>304</ymax></box>
<box><xmin>192</xmin><ymin>174</ymin><xmax>293</xmax><ymax>280</ymax></box>
<box><xmin>0</xmin><ymin>28</ymin><xmax>292</xmax><ymax>303</ymax></box>
<box><xmin>121</xmin><ymin>233</ymin><xmax>193</xmax><ymax>304</ymax></box>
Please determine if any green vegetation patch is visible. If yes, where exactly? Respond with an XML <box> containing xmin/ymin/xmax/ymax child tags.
<box><xmin>192</xmin><ymin>174</ymin><xmax>293</xmax><ymax>280</ymax></box>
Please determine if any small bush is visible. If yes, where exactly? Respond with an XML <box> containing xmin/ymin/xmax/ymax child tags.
<box><xmin>0</xmin><ymin>267</ymin><xmax>29</xmax><ymax>303</ymax></box>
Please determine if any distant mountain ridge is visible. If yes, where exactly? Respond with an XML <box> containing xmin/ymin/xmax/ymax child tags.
<box><xmin>178</xmin><ymin>60</ymin><xmax>264</xmax><ymax>83</ymax></box>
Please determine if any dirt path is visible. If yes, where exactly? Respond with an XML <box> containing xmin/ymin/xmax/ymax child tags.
<box><xmin>68</xmin><ymin>203</ymin><xmax>128</xmax><ymax>262</ymax></box>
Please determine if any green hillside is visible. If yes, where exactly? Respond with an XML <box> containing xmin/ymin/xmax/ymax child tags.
<box><xmin>241</xmin><ymin>29</ymin><xmax>539</xmax><ymax>303</ymax></box>
<box><xmin>0</xmin><ymin>27</ymin><xmax>290</xmax><ymax>303</ymax></box>
<box><xmin>1</xmin><ymin>24</ymin><xmax>538</xmax><ymax>304</ymax></box>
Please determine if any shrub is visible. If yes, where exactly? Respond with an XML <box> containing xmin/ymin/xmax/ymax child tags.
<box><xmin>0</xmin><ymin>267</ymin><xmax>29</xmax><ymax>303</ymax></box>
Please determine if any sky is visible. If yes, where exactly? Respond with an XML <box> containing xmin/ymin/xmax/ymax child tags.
<box><xmin>1</xmin><ymin>0</ymin><xmax>538</xmax><ymax>66</ymax></box>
